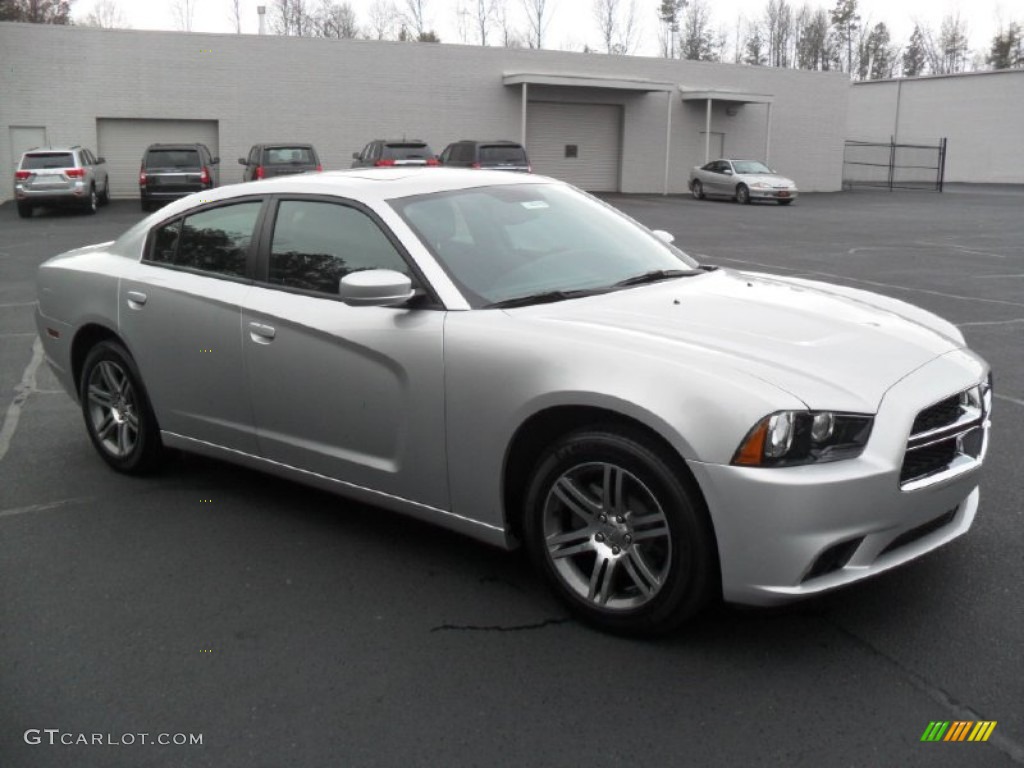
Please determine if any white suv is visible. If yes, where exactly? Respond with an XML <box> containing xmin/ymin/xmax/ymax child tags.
<box><xmin>14</xmin><ymin>146</ymin><xmax>110</xmax><ymax>218</ymax></box>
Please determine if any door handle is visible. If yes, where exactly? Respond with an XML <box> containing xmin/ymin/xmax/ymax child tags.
<box><xmin>248</xmin><ymin>322</ymin><xmax>276</xmax><ymax>343</ymax></box>
<box><xmin>126</xmin><ymin>291</ymin><xmax>147</xmax><ymax>308</ymax></box>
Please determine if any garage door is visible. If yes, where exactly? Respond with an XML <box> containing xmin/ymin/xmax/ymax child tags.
<box><xmin>526</xmin><ymin>103</ymin><xmax>622</xmax><ymax>192</ymax></box>
<box><xmin>97</xmin><ymin>118</ymin><xmax>219</xmax><ymax>198</ymax></box>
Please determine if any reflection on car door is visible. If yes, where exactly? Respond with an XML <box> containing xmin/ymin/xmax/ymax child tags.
<box><xmin>119</xmin><ymin>200</ymin><xmax>264</xmax><ymax>453</ymax></box>
<box><xmin>241</xmin><ymin>197</ymin><xmax>448</xmax><ymax>510</ymax></box>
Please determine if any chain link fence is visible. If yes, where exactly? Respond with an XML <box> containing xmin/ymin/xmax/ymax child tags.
<box><xmin>843</xmin><ymin>138</ymin><xmax>947</xmax><ymax>191</ymax></box>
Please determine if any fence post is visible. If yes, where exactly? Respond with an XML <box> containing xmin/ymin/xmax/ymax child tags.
<box><xmin>937</xmin><ymin>138</ymin><xmax>947</xmax><ymax>193</ymax></box>
<box><xmin>888</xmin><ymin>136</ymin><xmax>896</xmax><ymax>191</ymax></box>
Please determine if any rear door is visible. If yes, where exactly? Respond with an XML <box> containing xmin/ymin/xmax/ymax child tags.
<box><xmin>144</xmin><ymin>147</ymin><xmax>204</xmax><ymax>195</ymax></box>
<box><xmin>119</xmin><ymin>198</ymin><xmax>266</xmax><ymax>453</ymax></box>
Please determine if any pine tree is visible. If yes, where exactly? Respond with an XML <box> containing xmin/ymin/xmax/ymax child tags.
<box><xmin>902</xmin><ymin>24</ymin><xmax>927</xmax><ymax>77</ymax></box>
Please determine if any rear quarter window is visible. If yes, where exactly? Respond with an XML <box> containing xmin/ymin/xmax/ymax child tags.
<box><xmin>22</xmin><ymin>153</ymin><xmax>75</xmax><ymax>169</ymax></box>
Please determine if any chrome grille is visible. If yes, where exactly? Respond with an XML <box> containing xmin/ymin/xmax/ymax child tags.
<box><xmin>900</xmin><ymin>380</ymin><xmax>991</xmax><ymax>491</ymax></box>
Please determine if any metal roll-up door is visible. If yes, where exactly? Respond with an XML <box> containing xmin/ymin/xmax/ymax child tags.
<box><xmin>96</xmin><ymin>118</ymin><xmax>219</xmax><ymax>198</ymax></box>
<box><xmin>526</xmin><ymin>102</ymin><xmax>622</xmax><ymax>192</ymax></box>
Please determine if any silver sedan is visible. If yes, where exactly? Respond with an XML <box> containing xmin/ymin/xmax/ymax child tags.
<box><xmin>35</xmin><ymin>169</ymin><xmax>990</xmax><ymax>635</ymax></box>
<box><xmin>689</xmin><ymin>159</ymin><xmax>799</xmax><ymax>204</ymax></box>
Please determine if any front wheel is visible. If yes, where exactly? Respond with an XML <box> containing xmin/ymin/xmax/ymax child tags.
<box><xmin>778</xmin><ymin>199</ymin><xmax>793</xmax><ymax>206</ymax></box>
<box><xmin>80</xmin><ymin>340</ymin><xmax>164</xmax><ymax>473</ymax></box>
<box><xmin>523</xmin><ymin>427</ymin><xmax>717</xmax><ymax>636</ymax></box>
<box><xmin>736</xmin><ymin>184</ymin><xmax>751</xmax><ymax>204</ymax></box>
<box><xmin>17</xmin><ymin>202</ymin><xmax>32</xmax><ymax>218</ymax></box>
<box><xmin>691</xmin><ymin>180</ymin><xmax>704</xmax><ymax>200</ymax></box>
<box><xmin>99</xmin><ymin>179</ymin><xmax>110</xmax><ymax>206</ymax></box>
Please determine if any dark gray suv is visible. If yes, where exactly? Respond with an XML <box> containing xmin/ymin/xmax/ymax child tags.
<box><xmin>139</xmin><ymin>143</ymin><xmax>219</xmax><ymax>211</ymax></box>
<box><xmin>351</xmin><ymin>139</ymin><xmax>438</xmax><ymax>168</ymax></box>
<box><xmin>438</xmin><ymin>140</ymin><xmax>531</xmax><ymax>172</ymax></box>
<box><xmin>239</xmin><ymin>143</ymin><xmax>322</xmax><ymax>181</ymax></box>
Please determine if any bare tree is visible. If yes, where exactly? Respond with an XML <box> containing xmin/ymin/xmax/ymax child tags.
<box><xmin>403</xmin><ymin>0</ymin><xmax>429</xmax><ymax>37</ymax></box>
<box><xmin>272</xmin><ymin>0</ymin><xmax>316</xmax><ymax>36</ymax></box>
<box><xmin>84</xmin><ymin>0</ymin><xmax>129</xmax><ymax>28</ymax></box>
<box><xmin>657</xmin><ymin>0</ymin><xmax>684</xmax><ymax>58</ymax></box>
<box><xmin>470</xmin><ymin>0</ymin><xmax>495</xmax><ymax>45</ymax></box>
<box><xmin>226</xmin><ymin>0</ymin><xmax>242</xmax><ymax>32</ymax></box>
<box><xmin>316</xmin><ymin>0</ymin><xmax>358</xmax><ymax>37</ymax></box>
<box><xmin>170</xmin><ymin>0</ymin><xmax>197</xmax><ymax>31</ymax></box>
<box><xmin>764</xmin><ymin>0</ymin><xmax>792</xmax><ymax>67</ymax></box>
<box><xmin>680</xmin><ymin>0</ymin><xmax>715</xmax><ymax>60</ymax></box>
<box><xmin>365</xmin><ymin>0</ymin><xmax>398</xmax><ymax>39</ymax></box>
<box><xmin>522</xmin><ymin>0</ymin><xmax>550</xmax><ymax>48</ymax></box>
<box><xmin>493</xmin><ymin>0</ymin><xmax>524</xmax><ymax>46</ymax></box>
<box><xmin>454</xmin><ymin>0</ymin><xmax>472</xmax><ymax>42</ymax></box>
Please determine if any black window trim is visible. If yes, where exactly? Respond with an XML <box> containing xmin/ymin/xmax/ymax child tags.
<box><xmin>141</xmin><ymin>195</ymin><xmax>270</xmax><ymax>284</ymax></box>
<box><xmin>252</xmin><ymin>193</ymin><xmax>443</xmax><ymax>309</ymax></box>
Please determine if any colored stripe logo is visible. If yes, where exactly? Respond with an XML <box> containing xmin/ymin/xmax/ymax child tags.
<box><xmin>921</xmin><ymin>721</ymin><xmax>997</xmax><ymax>742</ymax></box>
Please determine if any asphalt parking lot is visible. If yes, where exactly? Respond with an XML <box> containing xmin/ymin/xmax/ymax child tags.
<box><xmin>1</xmin><ymin>187</ymin><xmax>1022</xmax><ymax>767</ymax></box>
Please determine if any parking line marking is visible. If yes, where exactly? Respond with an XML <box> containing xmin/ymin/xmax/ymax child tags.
<box><xmin>995</xmin><ymin>394</ymin><xmax>1024</xmax><ymax>409</ymax></box>
<box><xmin>714</xmin><ymin>257</ymin><xmax>1024</xmax><ymax>309</ymax></box>
<box><xmin>0</xmin><ymin>332</ymin><xmax>38</xmax><ymax>338</ymax></box>
<box><xmin>0</xmin><ymin>337</ymin><xmax>44</xmax><ymax>464</ymax></box>
<box><xmin>0</xmin><ymin>301</ymin><xmax>37</xmax><ymax>309</ymax></box>
<box><xmin>957</xmin><ymin>319</ymin><xmax>1024</xmax><ymax>327</ymax></box>
<box><xmin>0</xmin><ymin>498</ymin><xmax>89</xmax><ymax>519</ymax></box>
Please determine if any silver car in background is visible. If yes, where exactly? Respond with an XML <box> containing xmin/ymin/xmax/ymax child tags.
<box><xmin>689</xmin><ymin>159</ymin><xmax>798</xmax><ymax>205</ymax></box>
<box><xmin>14</xmin><ymin>145</ymin><xmax>111</xmax><ymax>218</ymax></box>
<box><xmin>35</xmin><ymin>169</ymin><xmax>990</xmax><ymax>635</ymax></box>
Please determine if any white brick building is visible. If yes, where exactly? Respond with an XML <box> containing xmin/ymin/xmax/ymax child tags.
<box><xmin>1</xmin><ymin>22</ymin><xmax>852</xmax><ymax>201</ymax></box>
<box><xmin>848</xmin><ymin>70</ymin><xmax>1024</xmax><ymax>185</ymax></box>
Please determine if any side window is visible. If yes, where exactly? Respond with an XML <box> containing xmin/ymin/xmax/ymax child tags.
<box><xmin>148</xmin><ymin>202</ymin><xmax>261</xmax><ymax>277</ymax></box>
<box><xmin>268</xmin><ymin>200</ymin><xmax>409</xmax><ymax>295</ymax></box>
<box><xmin>248</xmin><ymin>146</ymin><xmax>259</xmax><ymax>166</ymax></box>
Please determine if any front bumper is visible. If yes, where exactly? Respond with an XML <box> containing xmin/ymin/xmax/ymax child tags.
<box><xmin>750</xmin><ymin>187</ymin><xmax>798</xmax><ymax>201</ymax></box>
<box><xmin>690</xmin><ymin>349</ymin><xmax>989</xmax><ymax>605</ymax></box>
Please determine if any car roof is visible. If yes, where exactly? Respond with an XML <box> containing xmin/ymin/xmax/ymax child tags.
<box><xmin>23</xmin><ymin>146</ymin><xmax>81</xmax><ymax>153</ymax></box>
<box><xmin>145</xmin><ymin>143</ymin><xmax>206</xmax><ymax>150</ymax></box>
<box><xmin>460</xmin><ymin>140</ymin><xmax>524</xmax><ymax>146</ymax></box>
<box><xmin>380</xmin><ymin>139</ymin><xmax>429</xmax><ymax>145</ymax></box>
<box><xmin>166</xmin><ymin>168</ymin><xmax>556</xmax><ymax>208</ymax></box>
<box><xmin>257</xmin><ymin>143</ymin><xmax>316</xmax><ymax>148</ymax></box>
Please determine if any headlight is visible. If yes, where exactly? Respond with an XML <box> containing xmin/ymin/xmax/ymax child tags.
<box><xmin>732</xmin><ymin>411</ymin><xmax>874</xmax><ymax>467</ymax></box>
<box><xmin>751</xmin><ymin>182</ymin><xmax>771</xmax><ymax>189</ymax></box>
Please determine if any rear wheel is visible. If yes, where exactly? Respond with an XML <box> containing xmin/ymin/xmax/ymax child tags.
<box><xmin>691</xmin><ymin>180</ymin><xmax>704</xmax><ymax>200</ymax></box>
<box><xmin>98</xmin><ymin>179</ymin><xmax>110</xmax><ymax>206</ymax></box>
<box><xmin>736</xmin><ymin>184</ymin><xmax>751</xmax><ymax>205</ymax></box>
<box><xmin>17</xmin><ymin>202</ymin><xmax>32</xmax><ymax>219</ymax></box>
<box><xmin>140</xmin><ymin>198</ymin><xmax>151</xmax><ymax>212</ymax></box>
<box><xmin>83</xmin><ymin>186</ymin><xmax>98</xmax><ymax>215</ymax></box>
<box><xmin>80</xmin><ymin>340</ymin><xmax>164</xmax><ymax>474</ymax></box>
<box><xmin>523</xmin><ymin>426</ymin><xmax>717</xmax><ymax>636</ymax></box>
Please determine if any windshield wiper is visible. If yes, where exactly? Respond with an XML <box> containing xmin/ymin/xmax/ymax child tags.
<box><xmin>486</xmin><ymin>288</ymin><xmax>603</xmax><ymax>309</ymax></box>
<box><xmin>611</xmin><ymin>268</ymin><xmax>701</xmax><ymax>288</ymax></box>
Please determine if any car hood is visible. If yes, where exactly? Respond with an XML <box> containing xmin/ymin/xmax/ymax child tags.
<box><xmin>737</xmin><ymin>173</ymin><xmax>796</xmax><ymax>186</ymax></box>
<box><xmin>512</xmin><ymin>269</ymin><xmax>963</xmax><ymax>412</ymax></box>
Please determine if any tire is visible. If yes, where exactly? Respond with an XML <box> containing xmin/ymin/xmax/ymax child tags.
<box><xmin>80</xmin><ymin>340</ymin><xmax>164</xmax><ymax>474</ymax></box>
<box><xmin>17</xmin><ymin>202</ymin><xmax>32</xmax><ymax>219</ymax></box>
<box><xmin>691</xmin><ymin>180</ymin><xmax>704</xmax><ymax>200</ymax></box>
<box><xmin>736</xmin><ymin>184</ymin><xmax>751</xmax><ymax>205</ymax></box>
<box><xmin>99</xmin><ymin>179</ymin><xmax>110</xmax><ymax>206</ymax></box>
<box><xmin>140</xmin><ymin>198</ymin><xmax>151</xmax><ymax>212</ymax></box>
<box><xmin>523</xmin><ymin>426</ymin><xmax>717</xmax><ymax>636</ymax></box>
<box><xmin>778</xmin><ymin>199</ymin><xmax>793</xmax><ymax>206</ymax></box>
<box><xmin>83</xmin><ymin>185</ymin><xmax>98</xmax><ymax>215</ymax></box>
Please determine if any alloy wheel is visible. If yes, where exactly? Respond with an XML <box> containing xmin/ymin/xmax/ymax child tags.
<box><xmin>86</xmin><ymin>360</ymin><xmax>140</xmax><ymax>458</ymax></box>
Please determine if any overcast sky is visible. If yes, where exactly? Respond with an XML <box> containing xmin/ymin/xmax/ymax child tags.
<box><xmin>74</xmin><ymin>0</ymin><xmax>1014</xmax><ymax>60</ymax></box>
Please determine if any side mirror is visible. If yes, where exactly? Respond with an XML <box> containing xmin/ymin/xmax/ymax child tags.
<box><xmin>651</xmin><ymin>229</ymin><xmax>675</xmax><ymax>245</ymax></box>
<box><xmin>96</xmin><ymin>156</ymin><xmax>106</xmax><ymax>164</ymax></box>
<box><xmin>211</xmin><ymin>157</ymin><xmax>220</xmax><ymax>164</ymax></box>
<box><xmin>238</xmin><ymin>158</ymin><xmax>247</xmax><ymax>165</ymax></box>
<box><xmin>339</xmin><ymin>269</ymin><xmax>414</xmax><ymax>307</ymax></box>
<box><xmin>352</xmin><ymin>152</ymin><xmax>361</xmax><ymax>160</ymax></box>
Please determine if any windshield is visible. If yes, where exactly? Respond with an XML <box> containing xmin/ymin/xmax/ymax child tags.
<box><xmin>732</xmin><ymin>161</ymin><xmax>773</xmax><ymax>174</ymax></box>
<box><xmin>265</xmin><ymin>147</ymin><xmax>316</xmax><ymax>164</ymax></box>
<box><xmin>385</xmin><ymin>144</ymin><xmax>434</xmax><ymax>159</ymax></box>
<box><xmin>392</xmin><ymin>183</ymin><xmax>697</xmax><ymax>307</ymax></box>
<box><xmin>145</xmin><ymin>149</ymin><xmax>201</xmax><ymax>169</ymax></box>
<box><xmin>22</xmin><ymin>153</ymin><xmax>74</xmax><ymax>169</ymax></box>
<box><xmin>479</xmin><ymin>146</ymin><xmax>527</xmax><ymax>165</ymax></box>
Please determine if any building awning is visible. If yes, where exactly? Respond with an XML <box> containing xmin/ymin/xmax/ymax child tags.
<box><xmin>679</xmin><ymin>87</ymin><xmax>774</xmax><ymax>104</ymax></box>
<box><xmin>503</xmin><ymin>73</ymin><xmax>676</xmax><ymax>92</ymax></box>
